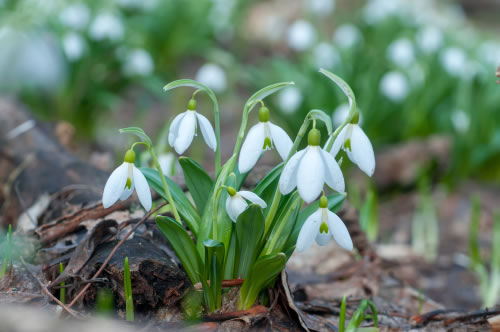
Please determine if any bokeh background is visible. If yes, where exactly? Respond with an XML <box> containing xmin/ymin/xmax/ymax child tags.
<box><xmin>1</xmin><ymin>0</ymin><xmax>500</xmax><ymax>309</ymax></box>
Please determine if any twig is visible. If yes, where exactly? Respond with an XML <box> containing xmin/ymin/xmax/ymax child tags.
<box><xmin>444</xmin><ymin>308</ymin><xmax>500</xmax><ymax>326</ymax></box>
<box><xmin>194</xmin><ymin>278</ymin><xmax>244</xmax><ymax>290</ymax></box>
<box><xmin>20</xmin><ymin>257</ymin><xmax>82</xmax><ymax>319</ymax></box>
<box><xmin>203</xmin><ymin>305</ymin><xmax>268</xmax><ymax>321</ymax></box>
<box><xmin>66</xmin><ymin>202</ymin><xmax>167</xmax><ymax>308</ymax></box>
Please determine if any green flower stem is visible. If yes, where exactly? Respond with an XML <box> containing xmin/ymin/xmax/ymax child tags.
<box><xmin>149</xmin><ymin>147</ymin><xmax>181</xmax><ymax>224</ymax></box>
<box><xmin>264</xmin><ymin>198</ymin><xmax>302</xmax><ymax>255</ymax></box>
<box><xmin>263</xmin><ymin>117</ymin><xmax>311</xmax><ymax>235</ymax></box>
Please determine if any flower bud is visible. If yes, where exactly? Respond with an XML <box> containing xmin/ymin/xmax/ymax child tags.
<box><xmin>308</xmin><ymin>128</ymin><xmax>321</xmax><ymax>146</ymax></box>
<box><xmin>188</xmin><ymin>98</ymin><xmax>197</xmax><ymax>110</ymax></box>
<box><xmin>258</xmin><ymin>106</ymin><xmax>270</xmax><ymax>122</ymax></box>
<box><xmin>124</xmin><ymin>149</ymin><xmax>136</xmax><ymax>163</ymax></box>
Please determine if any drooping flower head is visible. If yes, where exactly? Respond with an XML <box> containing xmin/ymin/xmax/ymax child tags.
<box><xmin>296</xmin><ymin>195</ymin><xmax>353</xmax><ymax>252</ymax></box>
<box><xmin>238</xmin><ymin>106</ymin><xmax>292</xmax><ymax>173</ymax></box>
<box><xmin>279</xmin><ymin>128</ymin><xmax>344</xmax><ymax>203</ymax></box>
<box><xmin>329</xmin><ymin>113</ymin><xmax>375</xmax><ymax>177</ymax></box>
<box><xmin>102</xmin><ymin>149</ymin><xmax>152</xmax><ymax>211</ymax></box>
<box><xmin>225</xmin><ymin>187</ymin><xmax>267</xmax><ymax>222</ymax></box>
<box><xmin>168</xmin><ymin>98</ymin><xmax>217</xmax><ymax>155</ymax></box>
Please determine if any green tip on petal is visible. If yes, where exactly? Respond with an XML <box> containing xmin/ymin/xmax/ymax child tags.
<box><xmin>124</xmin><ymin>149</ymin><xmax>136</xmax><ymax>163</ymax></box>
<box><xmin>320</xmin><ymin>222</ymin><xmax>329</xmax><ymax>234</ymax></box>
<box><xmin>227</xmin><ymin>187</ymin><xmax>237</xmax><ymax>197</ymax></box>
<box><xmin>319</xmin><ymin>195</ymin><xmax>328</xmax><ymax>208</ymax></box>
<box><xmin>125</xmin><ymin>177</ymin><xmax>132</xmax><ymax>189</ymax></box>
<box><xmin>188</xmin><ymin>98</ymin><xmax>197</xmax><ymax>110</ymax></box>
<box><xmin>263</xmin><ymin>137</ymin><xmax>272</xmax><ymax>150</ymax></box>
<box><xmin>258</xmin><ymin>106</ymin><xmax>270</xmax><ymax>122</ymax></box>
<box><xmin>343</xmin><ymin>138</ymin><xmax>352</xmax><ymax>152</ymax></box>
<box><xmin>308</xmin><ymin>128</ymin><xmax>321</xmax><ymax>146</ymax></box>
<box><xmin>350</xmin><ymin>112</ymin><xmax>359</xmax><ymax>124</ymax></box>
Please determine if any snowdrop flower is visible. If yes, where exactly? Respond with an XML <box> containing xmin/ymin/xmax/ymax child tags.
<box><xmin>278</xmin><ymin>87</ymin><xmax>303</xmax><ymax>114</ymax></box>
<box><xmin>239</xmin><ymin>106</ymin><xmax>293</xmax><ymax>173</ymax></box>
<box><xmin>89</xmin><ymin>13</ymin><xmax>124</xmax><ymax>41</ymax></box>
<box><xmin>329</xmin><ymin>116</ymin><xmax>375</xmax><ymax>177</ymax></box>
<box><xmin>440</xmin><ymin>47</ymin><xmax>467</xmax><ymax>77</ymax></box>
<box><xmin>279</xmin><ymin>129</ymin><xmax>344</xmax><ymax>203</ymax></box>
<box><xmin>62</xmin><ymin>32</ymin><xmax>86</xmax><ymax>61</ymax></box>
<box><xmin>379</xmin><ymin>71</ymin><xmax>409</xmax><ymax>102</ymax></box>
<box><xmin>287</xmin><ymin>20</ymin><xmax>316</xmax><ymax>52</ymax></box>
<box><xmin>296</xmin><ymin>195</ymin><xmax>353</xmax><ymax>251</ymax></box>
<box><xmin>416</xmin><ymin>26</ymin><xmax>443</xmax><ymax>54</ymax></box>
<box><xmin>225</xmin><ymin>187</ymin><xmax>267</xmax><ymax>222</ymax></box>
<box><xmin>158</xmin><ymin>152</ymin><xmax>180</xmax><ymax>177</ymax></box>
<box><xmin>307</xmin><ymin>0</ymin><xmax>335</xmax><ymax>17</ymax></box>
<box><xmin>168</xmin><ymin>99</ymin><xmax>216</xmax><ymax>155</ymax></box>
<box><xmin>195</xmin><ymin>63</ymin><xmax>227</xmax><ymax>93</ymax></box>
<box><xmin>59</xmin><ymin>3</ymin><xmax>90</xmax><ymax>30</ymax></box>
<box><xmin>333</xmin><ymin>24</ymin><xmax>362</xmax><ymax>49</ymax></box>
<box><xmin>102</xmin><ymin>149</ymin><xmax>152</xmax><ymax>211</ymax></box>
<box><xmin>451</xmin><ymin>109</ymin><xmax>470</xmax><ymax>133</ymax></box>
<box><xmin>123</xmin><ymin>49</ymin><xmax>154</xmax><ymax>76</ymax></box>
<box><xmin>387</xmin><ymin>38</ymin><xmax>415</xmax><ymax>68</ymax></box>
<box><xmin>313</xmin><ymin>42</ymin><xmax>340</xmax><ymax>69</ymax></box>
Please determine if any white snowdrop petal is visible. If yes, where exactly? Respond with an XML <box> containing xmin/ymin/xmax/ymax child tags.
<box><xmin>226</xmin><ymin>197</ymin><xmax>236</xmax><ymax>222</ymax></box>
<box><xmin>133</xmin><ymin>166</ymin><xmax>152</xmax><ymax>211</ymax></box>
<box><xmin>327</xmin><ymin>210</ymin><xmax>353</xmax><ymax>250</ymax></box>
<box><xmin>319</xmin><ymin>149</ymin><xmax>345</xmax><ymax>193</ymax></box>
<box><xmin>231</xmin><ymin>196</ymin><xmax>249</xmax><ymax>221</ymax></box>
<box><xmin>330</xmin><ymin>125</ymin><xmax>348</xmax><ymax>158</ymax></box>
<box><xmin>315</xmin><ymin>229</ymin><xmax>331</xmax><ymax>246</ymax></box>
<box><xmin>349</xmin><ymin>125</ymin><xmax>375</xmax><ymax>176</ymax></box>
<box><xmin>296</xmin><ymin>210</ymin><xmax>322</xmax><ymax>252</ymax></box>
<box><xmin>120</xmin><ymin>180</ymin><xmax>134</xmax><ymax>201</ymax></box>
<box><xmin>168</xmin><ymin>112</ymin><xmax>186</xmax><ymax>147</ymax></box>
<box><xmin>238</xmin><ymin>191</ymin><xmax>267</xmax><ymax>208</ymax></box>
<box><xmin>174</xmin><ymin>111</ymin><xmax>197</xmax><ymax>154</ymax></box>
<box><xmin>269</xmin><ymin>123</ymin><xmax>293</xmax><ymax>161</ymax></box>
<box><xmin>102</xmin><ymin>163</ymin><xmax>128</xmax><ymax>208</ymax></box>
<box><xmin>297</xmin><ymin>147</ymin><xmax>325</xmax><ymax>203</ymax></box>
<box><xmin>195</xmin><ymin>113</ymin><xmax>217</xmax><ymax>151</ymax></box>
<box><xmin>279</xmin><ymin>149</ymin><xmax>306</xmax><ymax>195</ymax></box>
<box><xmin>238</xmin><ymin>123</ymin><xmax>265</xmax><ymax>173</ymax></box>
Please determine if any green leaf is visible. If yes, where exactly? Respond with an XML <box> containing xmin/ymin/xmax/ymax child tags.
<box><xmin>359</xmin><ymin>187</ymin><xmax>379</xmax><ymax>242</ymax></box>
<box><xmin>236</xmin><ymin>204</ymin><xmax>265</xmax><ymax>278</ymax></box>
<box><xmin>141</xmin><ymin>167</ymin><xmax>200</xmax><ymax>236</ymax></box>
<box><xmin>179</xmin><ymin>157</ymin><xmax>214</xmax><ymax>214</ymax></box>
<box><xmin>119</xmin><ymin>127</ymin><xmax>152</xmax><ymax>147</ymax></box>
<box><xmin>285</xmin><ymin>193</ymin><xmax>345</xmax><ymax>253</ymax></box>
<box><xmin>261</xmin><ymin>192</ymin><xmax>302</xmax><ymax>256</ymax></box>
<box><xmin>163</xmin><ymin>79</ymin><xmax>217</xmax><ymax>107</ymax></box>
<box><xmin>245</xmin><ymin>82</ymin><xmax>295</xmax><ymax>112</ymax></box>
<box><xmin>239</xmin><ymin>253</ymin><xmax>286</xmax><ymax>310</ymax></box>
<box><xmin>346</xmin><ymin>299</ymin><xmax>378</xmax><ymax>332</ymax></box>
<box><xmin>223</xmin><ymin>229</ymin><xmax>239</xmax><ymax>280</ymax></box>
<box><xmin>319</xmin><ymin>69</ymin><xmax>356</xmax><ymax>111</ymax></box>
<box><xmin>306</xmin><ymin>109</ymin><xmax>333</xmax><ymax>135</ymax></box>
<box><xmin>469</xmin><ymin>195</ymin><xmax>482</xmax><ymax>268</ymax></box>
<box><xmin>156</xmin><ymin>216</ymin><xmax>202</xmax><ymax>284</ymax></box>
<box><xmin>124</xmin><ymin>256</ymin><xmax>134</xmax><ymax>321</ymax></box>
<box><xmin>253</xmin><ymin>163</ymin><xmax>283</xmax><ymax>215</ymax></box>
<box><xmin>203</xmin><ymin>239</ymin><xmax>225</xmax><ymax>310</ymax></box>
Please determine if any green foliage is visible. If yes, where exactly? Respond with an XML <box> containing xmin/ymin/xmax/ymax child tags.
<box><xmin>124</xmin><ymin>256</ymin><xmax>134</xmax><ymax>321</ymax></box>
<box><xmin>179</xmin><ymin>157</ymin><xmax>214</xmax><ymax>213</ymax></box>
<box><xmin>0</xmin><ymin>225</ymin><xmax>12</xmax><ymax>279</ymax></box>
<box><xmin>59</xmin><ymin>263</ymin><xmax>66</xmax><ymax>304</ymax></box>
<box><xmin>359</xmin><ymin>186</ymin><xmax>379</xmax><ymax>242</ymax></box>
<box><xmin>339</xmin><ymin>296</ymin><xmax>379</xmax><ymax>332</ymax></box>
<box><xmin>202</xmin><ymin>240</ymin><xmax>225</xmax><ymax>311</ymax></box>
<box><xmin>235</xmin><ymin>205</ymin><xmax>265</xmax><ymax>278</ymax></box>
<box><xmin>95</xmin><ymin>288</ymin><xmax>114</xmax><ymax>316</ymax></box>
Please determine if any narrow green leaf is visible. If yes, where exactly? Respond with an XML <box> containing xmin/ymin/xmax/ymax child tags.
<box><xmin>253</xmin><ymin>163</ymin><xmax>283</xmax><ymax>197</ymax></box>
<box><xmin>360</xmin><ymin>187</ymin><xmax>379</xmax><ymax>242</ymax></box>
<box><xmin>245</xmin><ymin>82</ymin><xmax>295</xmax><ymax>112</ymax></box>
<box><xmin>124</xmin><ymin>256</ymin><xmax>134</xmax><ymax>321</ymax></box>
<box><xmin>141</xmin><ymin>167</ymin><xmax>200</xmax><ymax>236</ymax></box>
<box><xmin>319</xmin><ymin>69</ymin><xmax>356</xmax><ymax>110</ymax></box>
<box><xmin>0</xmin><ymin>224</ymin><xmax>12</xmax><ymax>279</ymax></box>
<box><xmin>203</xmin><ymin>239</ymin><xmax>225</xmax><ymax>310</ymax></box>
<box><xmin>469</xmin><ymin>195</ymin><xmax>482</xmax><ymax>268</ymax></box>
<box><xmin>239</xmin><ymin>253</ymin><xmax>286</xmax><ymax>310</ymax></box>
<box><xmin>339</xmin><ymin>295</ymin><xmax>347</xmax><ymax>332</ymax></box>
<box><xmin>163</xmin><ymin>79</ymin><xmax>217</xmax><ymax>106</ymax></box>
<box><xmin>285</xmin><ymin>194</ymin><xmax>345</xmax><ymax>252</ymax></box>
<box><xmin>236</xmin><ymin>205</ymin><xmax>265</xmax><ymax>278</ymax></box>
<box><xmin>156</xmin><ymin>216</ymin><xmax>202</xmax><ymax>284</ymax></box>
<box><xmin>59</xmin><ymin>263</ymin><xmax>66</xmax><ymax>304</ymax></box>
<box><xmin>179</xmin><ymin>157</ymin><xmax>214</xmax><ymax>214</ymax></box>
<box><xmin>307</xmin><ymin>109</ymin><xmax>333</xmax><ymax>135</ymax></box>
<box><xmin>119</xmin><ymin>127</ymin><xmax>152</xmax><ymax>147</ymax></box>
<box><xmin>223</xmin><ymin>229</ymin><xmax>239</xmax><ymax>280</ymax></box>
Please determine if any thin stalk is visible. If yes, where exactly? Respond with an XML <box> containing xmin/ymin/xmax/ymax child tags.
<box><xmin>124</xmin><ymin>256</ymin><xmax>134</xmax><ymax>321</ymax></box>
<box><xmin>149</xmin><ymin>147</ymin><xmax>181</xmax><ymax>224</ymax></box>
<box><xmin>1</xmin><ymin>225</ymin><xmax>12</xmax><ymax>278</ymax></box>
<box><xmin>59</xmin><ymin>263</ymin><xmax>66</xmax><ymax>304</ymax></box>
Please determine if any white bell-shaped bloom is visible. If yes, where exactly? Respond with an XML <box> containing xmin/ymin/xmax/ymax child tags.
<box><xmin>168</xmin><ymin>99</ymin><xmax>216</xmax><ymax>155</ymax></box>
<box><xmin>225</xmin><ymin>188</ymin><xmax>267</xmax><ymax>222</ymax></box>
<box><xmin>329</xmin><ymin>122</ymin><xmax>375</xmax><ymax>177</ymax></box>
<box><xmin>279</xmin><ymin>129</ymin><xmax>344</xmax><ymax>203</ymax></box>
<box><xmin>102</xmin><ymin>150</ymin><xmax>152</xmax><ymax>211</ymax></box>
<box><xmin>296</xmin><ymin>196</ymin><xmax>352</xmax><ymax>252</ymax></box>
<box><xmin>238</xmin><ymin>106</ymin><xmax>292</xmax><ymax>173</ymax></box>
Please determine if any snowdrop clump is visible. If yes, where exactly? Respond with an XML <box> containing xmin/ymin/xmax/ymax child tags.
<box><xmin>101</xmin><ymin>69</ymin><xmax>375</xmax><ymax>312</ymax></box>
